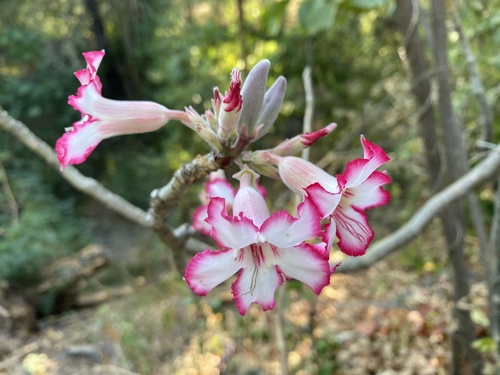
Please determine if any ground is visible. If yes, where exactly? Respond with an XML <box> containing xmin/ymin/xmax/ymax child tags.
<box><xmin>0</xmin><ymin>256</ymin><xmax>492</xmax><ymax>375</ymax></box>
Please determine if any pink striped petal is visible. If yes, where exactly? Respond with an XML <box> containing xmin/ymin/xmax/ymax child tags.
<box><xmin>184</xmin><ymin>248</ymin><xmax>242</xmax><ymax>296</ymax></box>
<box><xmin>276</xmin><ymin>244</ymin><xmax>330</xmax><ymax>294</ymax></box>
<box><xmin>260</xmin><ymin>198</ymin><xmax>322</xmax><ymax>248</ymax></box>
<box><xmin>232</xmin><ymin>264</ymin><xmax>283</xmax><ymax>315</ymax></box>
<box><xmin>323</xmin><ymin>219</ymin><xmax>337</xmax><ymax>256</ymax></box>
<box><xmin>333</xmin><ymin>205</ymin><xmax>373</xmax><ymax>256</ymax></box>
<box><xmin>206</xmin><ymin>197</ymin><xmax>258</xmax><ymax>249</ymax></box>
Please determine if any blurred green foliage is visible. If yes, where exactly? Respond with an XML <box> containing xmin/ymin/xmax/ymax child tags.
<box><xmin>0</xmin><ymin>0</ymin><xmax>499</xmax><ymax>288</ymax></box>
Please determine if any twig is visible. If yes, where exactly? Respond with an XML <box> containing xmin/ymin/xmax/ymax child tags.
<box><xmin>0</xmin><ymin>342</ymin><xmax>39</xmax><ymax>371</ymax></box>
<box><xmin>274</xmin><ymin>287</ymin><xmax>288</xmax><ymax>375</ymax></box>
<box><xmin>450</xmin><ymin>0</ymin><xmax>494</xmax><ymax>143</ymax></box>
<box><xmin>0</xmin><ymin>160</ymin><xmax>19</xmax><ymax>223</ymax></box>
<box><xmin>337</xmin><ymin>144</ymin><xmax>500</xmax><ymax>273</ymax></box>
<box><xmin>301</xmin><ymin>65</ymin><xmax>314</xmax><ymax>161</ymax></box>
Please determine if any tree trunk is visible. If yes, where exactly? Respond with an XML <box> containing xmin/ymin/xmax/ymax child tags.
<box><xmin>395</xmin><ymin>0</ymin><xmax>483</xmax><ymax>372</ymax></box>
<box><xmin>431</xmin><ymin>0</ymin><xmax>483</xmax><ymax>372</ymax></box>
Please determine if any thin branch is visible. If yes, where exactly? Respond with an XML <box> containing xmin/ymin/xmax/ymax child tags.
<box><xmin>0</xmin><ymin>161</ymin><xmax>19</xmax><ymax>223</ymax></box>
<box><xmin>336</xmin><ymin>144</ymin><xmax>500</xmax><ymax>273</ymax></box>
<box><xmin>301</xmin><ymin>65</ymin><xmax>314</xmax><ymax>161</ymax></box>
<box><xmin>450</xmin><ymin>0</ymin><xmax>494</xmax><ymax>143</ymax></box>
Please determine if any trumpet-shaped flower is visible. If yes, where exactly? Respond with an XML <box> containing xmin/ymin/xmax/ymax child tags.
<box><xmin>185</xmin><ymin>169</ymin><xmax>329</xmax><ymax>315</ymax></box>
<box><xmin>271</xmin><ymin>136</ymin><xmax>390</xmax><ymax>256</ymax></box>
<box><xmin>56</xmin><ymin>50</ymin><xmax>187</xmax><ymax>170</ymax></box>
<box><xmin>330</xmin><ymin>137</ymin><xmax>391</xmax><ymax>255</ymax></box>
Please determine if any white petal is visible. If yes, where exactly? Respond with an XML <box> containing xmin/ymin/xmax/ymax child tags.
<box><xmin>206</xmin><ymin>198</ymin><xmax>258</xmax><ymax>249</ymax></box>
<box><xmin>276</xmin><ymin>245</ymin><xmax>330</xmax><ymax>294</ymax></box>
<box><xmin>232</xmin><ymin>264</ymin><xmax>283</xmax><ymax>315</ymax></box>
<box><xmin>184</xmin><ymin>248</ymin><xmax>242</xmax><ymax>296</ymax></box>
<box><xmin>261</xmin><ymin>199</ymin><xmax>321</xmax><ymax>248</ymax></box>
<box><xmin>344</xmin><ymin>171</ymin><xmax>391</xmax><ymax>210</ymax></box>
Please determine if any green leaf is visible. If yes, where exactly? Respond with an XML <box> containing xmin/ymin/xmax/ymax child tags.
<box><xmin>261</xmin><ymin>0</ymin><xmax>290</xmax><ymax>37</ymax></box>
<box><xmin>349</xmin><ymin>0</ymin><xmax>387</xmax><ymax>9</ymax></box>
<box><xmin>472</xmin><ymin>337</ymin><xmax>496</xmax><ymax>353</ymax></box>
<box><xmin>299</xmin><ymin>0</ymin><xmax>339</xmax><ymax>36</ymax></box>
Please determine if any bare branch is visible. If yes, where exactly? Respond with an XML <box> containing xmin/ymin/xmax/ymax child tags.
<box><xmin>0</xmin><ymin>161</ymin><xmax>19</xmax><ymax>223</ymax></box>
<box><xmin>301</xmin><ymin>65</ymin><xmax>314</xmax><ymax>161</ymax></box>
<box><xmin>336</xmin><ymin>144</ymin><xmax>500</xmax><ymax>273</ymax></box>
<box><xmin>450</xmin><ymin>1</ymin><xmax>494</xmax><ymax>143</ymax></box>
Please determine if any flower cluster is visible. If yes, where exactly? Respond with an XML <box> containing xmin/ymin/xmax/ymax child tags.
<box><xmin>56</xmin><ymin>51</ymin><xmax>391</xmax><ymax>315</ymax></box>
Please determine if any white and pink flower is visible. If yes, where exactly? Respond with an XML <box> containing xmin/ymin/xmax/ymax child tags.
<box><xmin>56</xmin><ymin>50</ymin><xmax>187</xmax><ymax>170</ymax></box>
<box><xmin>271</xmin><ymin>136</ymin><xmax>391</xmax><ymax>256</ymax></box>
<box><xmin>185</xmin><ymin>168</ymin><xmax>329</xmax><ymax>315</ymax></box>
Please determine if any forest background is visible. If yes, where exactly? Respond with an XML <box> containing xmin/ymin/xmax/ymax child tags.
<box><xmin>0</xmin><ymin>0</ymin><xmax>499</xmax><ymax>374</ymax></box>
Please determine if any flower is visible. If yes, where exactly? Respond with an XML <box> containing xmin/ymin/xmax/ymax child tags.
<box><xmin>329</xmin><ymin>137</ymin><xmax>391</xmax><ymax>255</ymax></box>
<box><xmin>185</xmin><ymin>168</ymin><xmax>329</xmax><ymax>315</ymax></box>
<box><xmin>271</xmin><ymin>136</ymin><xmax>390</xmax><ymax>256</ymax></box>
<box><xmin>192</xmin><ymin>170</ymin><xmax>267</xmax><ymax>237</ymax></box>
<box><xmin>55</xmin><ymin>50</ymin><xmax>187</xmax><ymax>170</ymax></box>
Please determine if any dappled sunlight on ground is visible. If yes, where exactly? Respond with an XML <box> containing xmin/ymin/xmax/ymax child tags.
<box><xmin>0</xmin><ymin>251</ymin><xmax>494</xmax><ymax>374</ymax></box>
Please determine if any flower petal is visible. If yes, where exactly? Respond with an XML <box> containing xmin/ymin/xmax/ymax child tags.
<box><xmin>184</xmin><ymin>248</ymin><xmax>242</xmax><ymax>296</ymax></box>
<box><xmin>278</xmin><ymin>156</ymin><xmax>340</xmax><ymax>197</ymax></box>
<box><xmin>361</xmin><ymin>135</ymin><xmax>390</xmax><ymax>162</ymax></box>
<box><xmin>305</xmin><ymin>182</ymin><xmax>342</xmax><ymax>219</ymax></box>
<box><xmin>206</xmin><ymin>197</ymin><xmax>258</xmax><ymax>249</ymax></box>
<box><xmin>343</xmin><ymin>137</ymin><xmax>390</xmax><ymax>188</ymax></box>
<box><xmin>276</xmin><ymin>244</ymin><xmax>330</xmax><ymax>294</ymax></box>
<box><xmin>192</xmin><ymin>205</ymin><xmax>211</xmax><ymax>236</ymax></box>
<box><xmin>323</xmin><ymin>219</ymin><xmax>337</xmax><ymax>256</ymax></box>
<box><xmin>75</xmin><ymin>50</ymin><xmax>105</xmax><ymax>89</ymax></box>
<box><xmin>232</xmin><ymin>185</ymin><xmax>270</xmax><ymax>227</ymax></box>
<box><xmin>344</xmin><ymin>171</ymin><xmax>391</xmax><ymax>210</ymax></box>
<box><xmin>232</xmin><ymin>264</ymin><xmax>283</xmax><ymax>315</ymax></box>
<box><xmin>55</xmin><ymin>117</ymin><xmax>102</xmax><ymax>169</ymax></box>
<box><xmin>261</xmin><ymin>198</ymin><xmax>322</xmax><ymax>248</ymax></box>
<box><xmin>333</xmin><ymin>205</ymin><xmax>373</xmax><ymax>256</ymax></box>
<box><xmin>205</xmin><ymin>178</ymin><xmax>235</xmax><ymax>205</ymax></box>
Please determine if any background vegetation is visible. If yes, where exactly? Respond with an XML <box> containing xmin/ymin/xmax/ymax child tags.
<box><xmin>0</xmin><ymin>0</ymin><xmax>499</xmax><ymax>373</ymax></box>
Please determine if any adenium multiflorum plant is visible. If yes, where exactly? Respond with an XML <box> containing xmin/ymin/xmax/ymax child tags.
<box><xmin>56</xmin><ymin>50</ymin><xmax>391</xmax><ymax>315</ymax></box>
